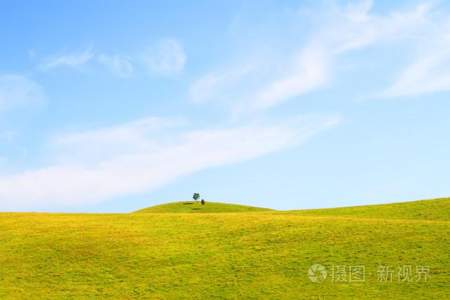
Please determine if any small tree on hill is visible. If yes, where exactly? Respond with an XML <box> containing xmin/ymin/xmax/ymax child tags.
<box><xmin>193</xmin><ymin>193</ymin><xmax>200</xmax><ymax>201</ymax></box>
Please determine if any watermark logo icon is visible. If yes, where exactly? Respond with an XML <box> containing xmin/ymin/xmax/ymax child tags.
<box><xmin>308</xmin><ymin>264</ymin><xmax>327</xmax><ymax>283</ymax></box>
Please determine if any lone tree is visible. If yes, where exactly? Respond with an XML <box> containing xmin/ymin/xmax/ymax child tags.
<box><xmin>193</xmin><ymin>193</ymin><xmax>200</xmax><ymax>201</ymax></box>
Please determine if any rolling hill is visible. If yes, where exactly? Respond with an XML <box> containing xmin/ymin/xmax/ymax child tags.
<box><xmin>288</xmin><ymin>197</ymin><xmax>450</xmax><ymax>220</ymax></box>
<box><xmin>0</xmin><ymin>198</ymin><xmax>448</xmax><ymax>299</ymax></box>
<box><xmin>135</xmin><ymin>201</ymin><xmax>273</xmax><ymax>213</ymax></box>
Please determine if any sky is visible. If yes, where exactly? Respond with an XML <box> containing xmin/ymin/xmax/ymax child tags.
<box><xmin>1</xmin><ymin>0</ymin><xmax>450</xmax><ymax>212</ymax></box>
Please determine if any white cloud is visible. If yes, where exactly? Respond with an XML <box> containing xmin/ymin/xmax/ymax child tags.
<box><xmin>188</xmin><ymin>30</ymin><xmax>328</xmax><ymax>112</ymax></box>
<box><xmin>329</xmin><ymin>1</ymin><xmax>431</xmax><ymax>54</ymax></box>
<box><xmin>326</xmin><ymin>1</ymin><xmax>450</xmax><ymax>99</ymax></box>
<box><xmin>97</xmin><ymin>54</ymin><xmax>134</xmax><ymax>78</ymax></box>
<box><xmin>40</xmin><ymin>48</ymin><xmax>95</xmax><ymax>70</ymax></box>
<box><xmin>189</xmin><ymin>73</ymin><xmax>222</xmax><ymax>103</ymax></box>
<box><xmin>251</xmin><ymin>44</ymin><xmax>330</xmax><ymax>110</ymax></box>
<box><xmin>382</xmin><ymin>49</ymin><xmax>450</xmax><ymax>98</ymax></box>
<box><xmin>39</xmin><ymin>49</ymin><xmax>135</xmax><ymax>77</ymax></box>
<box><xmin>40</xmin><ymin>49</ymin><xmax>134</xmax><ymax>77</ymax></box>
<box><xmin>189</xmin><ymin>65</ymin><xmax>255</xmax><ymax>104</ymax></box>
<box><xmin>189</xmin><ymin>41</ymin><xmax>333</xmax><ymax>113</ymax></box>
<box><xmin>0</xmin><ymin>115</ymin><xmax>340</xmax><ymax>210</ymax></box>
<box><xmin>189</xmin><ymin>1</ymin><xmax>438</xmax><ymax>110</ymax></box>
<box><xmin>380</xmin><ymin>17</ymin><xmax>450</xmax><ymax>98</ymax></box>
<box><xmin>39</xmin><ymin>39</ymin><xmax>186</xmax><ymax>77</ymax></box>
<box><xmin>0</xmin><ymin>74</ymin><xmax>46</xmax><ymax>112</ymax></box>
<box><xmin>50</xmin><ymin>117</ymin><xmax>184</xmax><ymax>163</ymax></box>
<box><xmin>142</xmin><ymin>38</ymin><xmax>186</xmax><ymax>75</ymax></box>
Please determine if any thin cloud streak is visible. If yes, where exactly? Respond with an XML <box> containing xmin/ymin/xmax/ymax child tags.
<box><xmin>0</xmin><ymin>115</ymin><xmax>340</xmax><ymax>210</ymax></box>
<box><xmin>189</xmin><ymin>0</ymin><xmax>439</xmax><ymax>111</ymax></box>
<box><xmin>39</xmin><ymin>48</ymin><xmax>95</xmax><ymax>70</ymax></box>
<box><xmin>38</xmin><ymin>38</ymin><xmax>186</xmax><ymax>77</ymax></box>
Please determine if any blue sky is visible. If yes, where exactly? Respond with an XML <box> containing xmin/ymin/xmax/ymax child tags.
<box><xmin>1</xmin><ymin>0</ymin><xmax>450</xmax><ymax>212</ymax></box>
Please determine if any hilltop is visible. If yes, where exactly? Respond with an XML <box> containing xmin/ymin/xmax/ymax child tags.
<box><xmin>134</xmin><ymin>200</ymin><xmax>273</xmax><ymax>213</ymax></box>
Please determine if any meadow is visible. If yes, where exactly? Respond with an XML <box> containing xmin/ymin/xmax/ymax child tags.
<box><xmin>0</xmin><ymin>198</ymin><xmax>448</xmax><ymax>299</ymax></box>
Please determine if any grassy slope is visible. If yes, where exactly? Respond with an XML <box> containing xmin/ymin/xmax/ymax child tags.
<box><xmin>288</xmin><ymin>197</ymin><xmax>450</xmax><ymax>220</ymax></box>
<box><xmin>0</xmin><ymin>199</ymin><xmax>448</xmax><ymax>299</ymax></box>
<box><xmin>135</xmin><ymin>201</ymin><xmax>273</xmax><ymax>213</ymax></box>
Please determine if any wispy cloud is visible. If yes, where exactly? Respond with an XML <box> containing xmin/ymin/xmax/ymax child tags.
<box><xmin>189</xmin><ymin>44</ymin><xmax>330</xmax><ymax>113</ymax></box>
<box><xmin>142</xmin><ymin>38</ymin><xmax>186</xmax><ymax>76</ymax></box>
<box><xmin>189</xmin><ymin>1</ymin><xmax>439</xmax><ymax>111</ymax></box>
<box><xmin>329</xmin><ymin>1</ymin><xmax>431</xmax><ymax>54</ymax></box>
<box><xmin>250</xmin><ymin>44</ymin><xmax>330</xmax><ymax>110</ymax></box>
<box><xmin>189</xmin><ymin>65</ymin><xmax>255</xmax><ymax>104</ymax></box>
<box><xmin>381</xmin><ymin>49</ymin><xmax>450</xmax><ymax>98</ymax></box>
<box><xmin>40</xmin><ymin>48</ymin><xmax>95</xmax><ymax>70</ymax></box>
<box><xmin>97</xmin><ymin>54</ymin><xmax>134</xmax><ymax>78</ymax></box>
<box><xmin>0</xmin><ymin>74</ymin><xmax>46</xmax><ymax>112</ymax></box>
<box><xmin>322</xmin><ymin>0</ymin><xmax>450</xmax><ymax>99</ymax></box>
<box><xmin>0</xmin><ymin>114</ymin><xmax>340</xmax><ymax>210</ymax></box>
<box><xmin>380</xmin><ymin>16</ymin><xmax>450</xmax><ymax>98</ymax></box>
<box><xmin>39</xmin><ymin>38</ymin><xmax>187</xmax><ymax>78</ymax></box>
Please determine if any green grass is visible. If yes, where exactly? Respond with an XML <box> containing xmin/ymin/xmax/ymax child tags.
<box><xmin>0</xmin><ymin>198</ymin><xmax>448</xmax><ymax>299</ymax></box>
<box><xmin>288</xmin><ymin>197</ymin><xmax>450</xmax><ymax>220</ymax></box>
<box><xmin>135</xmin><ymin>201</ymin><xmax>273</xmax><ymax>213</ymax></box>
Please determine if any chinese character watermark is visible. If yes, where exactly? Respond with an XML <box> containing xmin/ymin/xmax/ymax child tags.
<box><xmin>309</xmin><ymin>263</ymin><xmax>430</xmax><ymax>284</ymax></box>
<box><xmin>377</xmin><ymin>265</ymin><xmax>430</xmax><ymax>283</ymax></box>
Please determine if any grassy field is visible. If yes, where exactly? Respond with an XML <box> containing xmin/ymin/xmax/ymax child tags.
<box><xmin>0</xmin><ymin>198</ymin><xmax>448</xmax><ymax>299</ymax></box>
